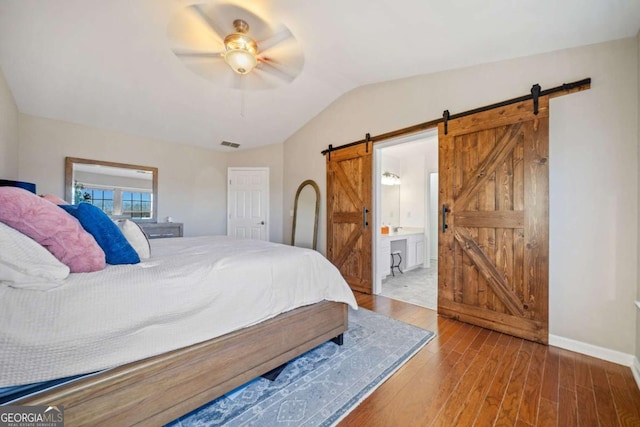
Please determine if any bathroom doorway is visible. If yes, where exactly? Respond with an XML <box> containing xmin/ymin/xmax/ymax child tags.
<box><xmin>373</xmin><ymin>129</ymin><xmax>438</xmax><ymax>310</ymax></box>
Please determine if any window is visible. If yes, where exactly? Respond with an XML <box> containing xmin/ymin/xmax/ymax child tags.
<box><xmin>74</xmin><ymin>181</ymin><xmax>152</xmax><ymax>220</ymax></box>
<box><xmin>83</xmin><ymin>188</ymin><xmax>114</xmax><ymax>216</ymax></box>
<box><xmin>121</xmin><ymin>191</ymin><xmax>152</xmax><ymax>219</ymax></box>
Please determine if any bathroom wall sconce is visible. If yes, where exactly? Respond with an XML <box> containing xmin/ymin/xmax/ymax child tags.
<box><xmin>381</xmin><ymin>171</ymin><xmax>401</xmax><ymax>186</ymax></box>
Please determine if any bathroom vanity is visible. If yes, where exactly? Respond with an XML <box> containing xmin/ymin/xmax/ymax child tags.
<box><xmin>377</xmin><ymin>228</ymin><xmax>426</xmax><ymax>281</ymax></box>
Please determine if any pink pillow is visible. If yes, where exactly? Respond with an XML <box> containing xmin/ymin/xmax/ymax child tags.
<box><xmin>0</xmin><ymin>187</ymin><xmax>105</xmax><ymax>272</ymax></box>
<box><xmin>41</xmin><ymin>194</ymin><xmax>69</xmax><ymax>205</ymax></box>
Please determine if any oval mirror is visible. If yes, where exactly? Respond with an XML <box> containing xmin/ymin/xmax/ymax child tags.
<box><xmin>292</xmin><ymin>180</ymin><xmax>320</xmax><ymax>250</ymax></box>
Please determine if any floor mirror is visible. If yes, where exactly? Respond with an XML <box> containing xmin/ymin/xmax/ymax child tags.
<box><xmin>291</xmin><ymin>180</ymin><xmax>320</xmax><ymax>250</ymax></box>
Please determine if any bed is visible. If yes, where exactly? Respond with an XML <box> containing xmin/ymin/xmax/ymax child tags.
<box><xmin>0</xmin><ymin>235</ymin><xmax>357</xmax><ymax>425</ymax></box>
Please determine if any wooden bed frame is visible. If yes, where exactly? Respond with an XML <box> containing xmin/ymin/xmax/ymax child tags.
<box><xmin>15</xmin><ymin>301</ymin><xmax>348</xmax><ymax>426</ymax></box>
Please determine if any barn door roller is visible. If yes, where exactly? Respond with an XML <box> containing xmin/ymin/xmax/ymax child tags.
<box><xmin>443</xmin><ymin>110</ymin><xmax>450</xmax><ymax>135</ymax></box>
<box><xmin>531</xmin><ymin>84</ymin><xmax>541</xmax><ymax>115</ymax></box>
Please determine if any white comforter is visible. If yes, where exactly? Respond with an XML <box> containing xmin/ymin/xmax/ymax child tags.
<box><xmin>0</xmin><ymin>236</ymin><xmax>357</xmax><ymax>387</ymax></box>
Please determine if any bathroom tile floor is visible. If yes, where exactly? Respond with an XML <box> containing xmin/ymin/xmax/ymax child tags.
<box><xmin>380</xmin><ymin>263</ymin><xmax>437</xmax><ymax>310</ymax></box>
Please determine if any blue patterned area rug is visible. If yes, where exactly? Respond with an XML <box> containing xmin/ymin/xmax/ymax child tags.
<box><xmin>166</xmin><ymin>308</ymin><xmax>435</xmax><ymax>427</ymax></box>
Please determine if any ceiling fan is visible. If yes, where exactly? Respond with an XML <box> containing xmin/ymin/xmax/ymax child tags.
<box><xmin>168</xmin><ymin>2</ymin><xmax>304</xmax><ymax>90</ymax></box>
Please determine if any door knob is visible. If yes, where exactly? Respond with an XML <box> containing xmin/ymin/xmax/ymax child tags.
<box><xmin>258</xmin><ymin>221</ymin><xmax>265</xmax><ymax>225</ymax></box>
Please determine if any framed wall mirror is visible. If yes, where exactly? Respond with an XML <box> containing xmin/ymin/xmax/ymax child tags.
<box><xmin>381</xmin><ymin>177</ymin><xmax>400</xmax><ymax>227</ymax></box>
<box><xmin>291</xmin><ymin>180</ymin><xmax>320</xmax><ymax>250</ymax></box>
<box><xmin>65</xmin><ymin>157</ymin><xmax>158</xmax><ymax>222</ymax></box>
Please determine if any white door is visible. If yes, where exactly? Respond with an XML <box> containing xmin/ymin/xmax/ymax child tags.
<box><xmin>227</xmin><ymin>168</ymin><xmax>269</xmax><ymax>241</ymax></box>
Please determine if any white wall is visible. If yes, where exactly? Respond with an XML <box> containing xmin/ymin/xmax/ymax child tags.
<box><xmin>12</xmin><ymin>111</ymin><xmax>284</xmax><ymax>243</ymax></box>
<box><xmin>226</xmin><ymin>143</ymin><xmax>284</xmax><ymax>243</ymax></box>
<box><xmin>284</xmin><ymin>37</ymin><xmax>639</xmax><ymax>356</ymax></box>
<box><xmin>282</xmin><ymin>134</ymin><xmax>329</xmax><ymax>247</ymax></box>
<box><xmin>398</xmin><ymin>154</ymin><xmax>425</xmax><ymax>228</ymax></box>
<box><xmin>636</xmin><ymin>30</ymin><xmax>640</xmax><ymax>368</ymax></box>
<box><xmin>18</xmin><ymin>114</ymin><xmax>228</xmax><ymax>237</ymax></box>
<box><xmin>0</xmin><ymin>68</ymin><xmax>18</xmax><ymax>179</ymax></box>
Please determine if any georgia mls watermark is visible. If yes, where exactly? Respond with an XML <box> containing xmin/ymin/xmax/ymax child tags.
<box><xmin>0</xmin><ymin>406</ymin><xmax>63</xmax><ymax>427</ymax></box>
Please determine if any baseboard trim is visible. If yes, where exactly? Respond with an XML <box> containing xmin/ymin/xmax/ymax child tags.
<box><xmin>548</xmin><ymin>334</ymin><xmax>634</xmax><ymax>367</ymax></box>
<box><xmin>633</xmin><ymin>357</ymin><xmax>640</xmax><ymax>391</ymax></box>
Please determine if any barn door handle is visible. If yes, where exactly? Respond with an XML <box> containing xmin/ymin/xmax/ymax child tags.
<box><xmin>442</xmin><ymin>205</ymin><xmax>450</xmax><ymax>233</ymax></box>
<box><xmin>363</xmin><ymin>207</ymin><xmax>369</xmax><ymax>228</ymax></box>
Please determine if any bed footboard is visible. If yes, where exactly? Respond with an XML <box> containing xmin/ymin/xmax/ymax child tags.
<box><xmin>15</xmin><ymin>301</ymin><xmax>348</xmax><ymax>426</ymax></box>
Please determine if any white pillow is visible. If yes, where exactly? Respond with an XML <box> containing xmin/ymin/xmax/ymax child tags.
<box><xmin>114</xmin><ymin>219</ymin><xmax>150</xmax><ymax>259</ymax></box>
<box><xmin>0</xmin><ymin>221</ymin><xmax>70</xmax><ymax>290</ymax></box>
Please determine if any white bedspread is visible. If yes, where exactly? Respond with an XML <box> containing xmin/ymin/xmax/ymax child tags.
<box><xmin>0</xmin><ymin>236</ymin><xmax>357</xmax><ymax>387</ymax></box>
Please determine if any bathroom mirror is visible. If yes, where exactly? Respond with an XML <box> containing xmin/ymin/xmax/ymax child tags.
<box><xmin>381</xmin><ymin>184</ymin><xmax>400</xmax><ymax>226</ymax></box>
<box><xmin>291</xmin><ymin>180</ymin><xmax>320</xmax><ymax>250</ymax></box>
<box><xmin>65</xmin><ymin>157</ymin><xmax>158</xmax><ymax>221</ymax></box>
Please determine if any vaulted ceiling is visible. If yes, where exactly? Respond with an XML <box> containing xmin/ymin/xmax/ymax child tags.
<box><xmin>1</xmin><ymin>0</ymin><xmax>639</xmax><ymax>151</ymax></box>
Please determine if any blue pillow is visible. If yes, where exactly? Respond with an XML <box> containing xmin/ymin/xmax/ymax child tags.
<box><xmin>59</xmin><ymin>203</ymin><xmax>140</xmax><ymax>265</ymax></box>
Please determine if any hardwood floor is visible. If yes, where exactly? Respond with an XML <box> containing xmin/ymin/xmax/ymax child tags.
<box><xmin>339</xmin><ymin>293</ymin><xmax>640</xmax><ymax>427</ymax></box>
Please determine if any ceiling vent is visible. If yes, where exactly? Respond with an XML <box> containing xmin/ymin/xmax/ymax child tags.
<box><xmin>221</xmin><ymin>141</ymin><xmax>240</xmax><ymax>148</ymax></box>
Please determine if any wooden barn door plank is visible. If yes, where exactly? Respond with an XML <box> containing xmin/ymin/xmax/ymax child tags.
<box><xmin>438</xmin><ymin>97</ymin><xmax>549</xmax><ymax>344</ymax></box>
<box><xmin>326</xmin><ymin>144</ymin><xmax>373</xmax><ymax>294</ymax></box>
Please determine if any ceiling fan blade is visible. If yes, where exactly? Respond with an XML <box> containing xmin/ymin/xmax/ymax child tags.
<box><xmin>173</xmin><ymin>50</ymin><xmax>224</xmax><ymax>59</ymax></box>
<box><xmin>257</xmin><ymin>27</ymin><xmax>293</xmax><ymax>53</ymax></box>
<box><xmin>256</xmin><ymin>60</ymin><xmax>297</xmax><ymax>83</ymax></box>
<box><xmin>189</xmin><ymin>4</ymin><xmax>227</xmax><ymax>42</ymax></box>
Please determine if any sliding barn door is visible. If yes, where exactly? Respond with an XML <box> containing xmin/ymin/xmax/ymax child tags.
<box><xmin>438</xmin><ymin>98</ymin><xmax>549</xmax><ymax>343</ymax></box>
<box><xmin>326</xmin><ymin>144</ymin><xmax>373</xmax><ymax>294</ymax></box>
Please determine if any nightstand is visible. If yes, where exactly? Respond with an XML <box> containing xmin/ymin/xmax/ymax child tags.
<box><xmin>139</xmin><ymin>223</ymin><xmax>184</xmax><ymax>239</ymax></box>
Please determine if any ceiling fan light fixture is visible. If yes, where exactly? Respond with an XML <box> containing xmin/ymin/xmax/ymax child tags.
<box><xmin>224</xmin><ymin>48</ymin><xmax>257</xmax><ymax>74</ymax></box>
<box><xmin>171</xmin><ymin>7</ymin><xmax>304</xmax><ymax>89</ymax></box>
<box><xmin>223</xmin><ymin>19</ymin><xmax>258</xmax><ymax>75</ymax></box>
